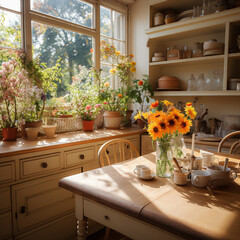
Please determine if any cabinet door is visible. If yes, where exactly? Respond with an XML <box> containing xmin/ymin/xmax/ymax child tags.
<box><xmin>12</xmin><ymin>169</ymin><xmax>80</xmax><ymax>234</ymax></box>
<box><xmin>0</xmin><ymin>212</ymin><xmax>12</xmax><ymax>239</ymax></box>
<box><xmin>0</xmin><ymin>187</ymin><xmax>11</xmax><ymax>213</ymax></box>
<box><xmin>15</xmin><ymin>213</ymin><xmax>76</xmax><ymax>240</ymax></box>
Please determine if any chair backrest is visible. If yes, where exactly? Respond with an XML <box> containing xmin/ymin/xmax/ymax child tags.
<box><xmin>218</xmin><ymin>131</ymin><xmax>240</xmax><ymax>155</ymax></box>
<box><xmin>98</xmin><ymin>138</ymin><xmax>140</xmax><ymax>167</ymax></box>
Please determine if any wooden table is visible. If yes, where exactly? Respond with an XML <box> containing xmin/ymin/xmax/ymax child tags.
<box><xmin>59</xmin><ymin>152</ymin><xmax>240</xmax><ymax>240</ymax></box>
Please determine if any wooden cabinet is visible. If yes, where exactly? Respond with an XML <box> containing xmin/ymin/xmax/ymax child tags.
<box><xmin>146</xmin><ymin>2</ymin><xmax>240</xmax><ymax>97</ymax></box>
<box><xmin>0</xmin><ymin>130</ymin><xmax>141</xmax><ymax>240</ymax></box>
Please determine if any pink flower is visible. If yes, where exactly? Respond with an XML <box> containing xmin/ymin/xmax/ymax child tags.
<box><xmin>95</xmin><ymin>104</ymin><xmax>102</xmax><ymax>108</ymax></box>
<box><xmin>103</xmin><ymin>101</ymin><xmax>108</xmax><ymax>105</ymax></box>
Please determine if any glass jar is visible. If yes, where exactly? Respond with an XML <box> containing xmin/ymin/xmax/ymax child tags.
<box><xmin>192</xmin><ymin>42</ymin><xmax>203</xmax><ymax>58</ymax></box>
<box><xmin>204</xmin><ymin>76</ymin><xmax>212</xmax><ymax>90</ymax></box>
<box><xmin>196</xmin><ymin>74</ymin><xmax>205</xmax><ymax>91</ymax></box>
<box><xmin>183</xmin><ymin>46</ymin><xmax>192</xmax><ymax>59</ymax></box>
<box><xmin>210</xmin><ymin>71</ymin><xmax>223</xmax><ymax>90</ymax></box>
<box><xmin>156</xmin><ymin>141</ymin><xmax>174</xmax><ymax>178</ymax></box>
<box><xmin>187</xmin><ymin>74</ymin><xmax>196</xmax><ymax>91</ymax></box>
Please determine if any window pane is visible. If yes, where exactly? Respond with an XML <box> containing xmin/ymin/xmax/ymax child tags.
<box><xmin>0</xmin><ymin>0</ymin><xmax>20</xmax><ymax>12</ymax></box>
<box><xmin>31</xmin><ymin>0</ymin><xmax>93</xmax><ymax>28</ymax></box>
<box><xmin>32</xmin><ymin>21</ymin><xmax>93</xmax><ymax>97</ymax></box>
<box><xmin>112</xmin><ymin>11</ymin><xmax>125</xmax><ymax>41</ymax></box>
<box><xmin>100</xmin><ymin>6</ymin><xmax>111</xmax><ymax>37</ymax></box>
<box><xmin>0</xmin><ymin>10</ymin><xmax>21</xmax><ymax>48</ymax></box>
<box><xmin>113</xmin><ymin>40</ymin><xmax>125</xmax><ymax>54</ymax></box>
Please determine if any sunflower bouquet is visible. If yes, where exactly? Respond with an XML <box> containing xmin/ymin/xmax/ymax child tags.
<box><xmin>134</xmin><ymin>100</ymin><xmax>197</xmax><ymax>177</ymax></box>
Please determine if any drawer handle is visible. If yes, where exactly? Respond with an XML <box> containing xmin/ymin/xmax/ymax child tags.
<box><xmin>20</xmin><ymin>206</ymin><xmax>26</xmax><ymax>214</ymax></box>
<box><xmin>79</xmin><ymin>154</ymin><xmax>85</xmax><ymax>160</ymax></box>
<box><xmin>41</xmin><ymin>162</ymin><xmax>48</xmax><ymax>168</ymax></box>
<box><xmin>104</xmin><ymin>215</ymin><xmax>109</xmax><ymax>220</ymax></box>
<box><xmin>106</xmin><ymin>150</ymin><xmax>109</xmax><ymax>154</ymax></box>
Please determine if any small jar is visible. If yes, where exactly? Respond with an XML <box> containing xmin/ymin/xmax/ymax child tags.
<box><xmin>192</xmin><ymin>42</ymin><xmax>203</xmax><ymax>58</ymax></box>
<box><xmin>187</xmin><ymin>74</ymin><xmax>196</xmax><ymax>91</ymax></box>
<box><xmin>196</xmin><ymin>74</ymin><xmax>205</xmax><ymax>91</ymax></box>
<box><xmin>183</xmin><ymin>46</ymin><xmax>192</xmax><ymax>59</ymax></box>
<box><xmin>154</xmin><ymin>12</ymin><xmax>164</xmax><ymax>26</ymax></box>
<box><xmin>164</xmin><ymin>14</ymin><xmax>175</xmax><ymax>24</ymax></box>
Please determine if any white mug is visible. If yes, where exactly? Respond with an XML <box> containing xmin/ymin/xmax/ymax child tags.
<box><xmin>200</xmin><ymin>150</ymin><xmax>219</xmax><ymax>168</ymax></box>
<box><xmin>174</xmin><ymin>170</ymin><xmax>188</xmax><ymax>186</ymax></box>
<box><xmin>133</xmin><ymin>165</ymin><xmax>147</xmax><ymax>176</ymax></box>
<box><xmin>191</xmin><ymin>170</ymin><xmax>211</xmax><ymax>187</ymax></box>
<box><xmin>206</xmin><ymin>165</ymin><xmax>237</xmax><ymax>187</ymax></box>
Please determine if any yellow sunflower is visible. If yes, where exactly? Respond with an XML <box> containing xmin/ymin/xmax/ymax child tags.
<box><xmin>148</xmin><ymin>111</ymin><xmax>163</xmax><ymax>123</ymax></box>
<box><xmin>148</xmin><ymin>122</ymin><xmax>162</xmax><ymax>140</ymax></box>
<box><xmin>142</xmin><ymin>112</ymin><xmax>149</xmax><ymax>120</ymax></box>
<box><xmin>178</xmin><ymin>118</ymin><xmax>192</xmax><ymax>134</ymax></box>
<box><xmin>130</xmin><ymin>66</ymin><xmax>136</xmax><ymax>72</ymax></box>
<box><xmin>166</xmin><ymin>113</ymin><xmax>179</xmax><ymax>134</ymax></box>
<box><xmin>158</xmin><ymin>118</ymin><xmax>168</xmax><ymax>136</ymax></box>
<box><xmin>185</xmin><ymin>106</ymin><xmax>197</xmax><ymax>119</ymax></box>
<box><xmin>172</xmin><ymin>108</ymin><xmax>184</xmax><ymax>121</ymax></box>
<box><xmin>110</xmin><ymin>68</ymin><xmax>116</xmax><ymax>74</ymax></box>
<box><xmin>162</xmin><ymin>100</ymin><xmax>173</xmax><ymax>107</ymax></box>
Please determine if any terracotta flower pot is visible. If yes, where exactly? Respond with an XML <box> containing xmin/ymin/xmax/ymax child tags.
<box><xmin>42</xmin><ymin>125</ymin><xmax>57</xmax><ymax>138</ymax></box>
<box><xmin>2</xmin><ymin>127</ymin><xmax>18</xmax><ymax>141</ymax></box>
<box><xmin>82</xmin><ymin>120</ymin><xmax>94</xmax><ymax>132</ymax></box>
<box><xmin>25</xmin><ymin>128</ymin><xmax>39</xmax><ymax>141</ymax></box>
<box><xmin>21</xmin><ymin>120</ymin><xmax>43</xmax><ymax>138</ymax></box>
<box><xmin>103</xmin><ymin>111</ymin><xmax>122</xmax><ymax>129</ymax></box>
<box><xmin>94</xmin><ymin>112</ymin><xmax>104</xmax><ymax>129</ymax></box>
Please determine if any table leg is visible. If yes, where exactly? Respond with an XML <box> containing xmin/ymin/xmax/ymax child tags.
<box><xmin>77</xmin><ymin>216</ymin><xmax>88</xmax><ymax>240</ymax></box>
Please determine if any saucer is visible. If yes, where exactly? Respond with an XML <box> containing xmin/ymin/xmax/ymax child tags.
<box><xmin>138</xmin><ymin>173</ymin><xmax>156</xmax><ymax>180</ymax></box>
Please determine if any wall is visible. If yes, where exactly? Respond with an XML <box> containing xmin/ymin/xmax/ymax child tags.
<box><xmin>129</xmin><ymin>1</ymin><xmax>240</xmax><ymax>128</ymax></box>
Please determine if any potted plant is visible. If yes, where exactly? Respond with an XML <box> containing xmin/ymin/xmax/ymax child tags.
<box><xmin>78</xmin><ymin>104</ymin><xmax>103</xmax><ymax>132</ymax></box>
<box><xmin>0</xmin><ymin>58</ymin><xmax>28</xmax><ymax>141</ymax></box>
<box><xmin>99</xmin><ymin>85</ymin><xmax>124</xmax><ymax>129</ymax></box>
<box><xmin>100</xmin><ymin>40</ymin><xmax>136</xmax><ymax>125</ymax></box>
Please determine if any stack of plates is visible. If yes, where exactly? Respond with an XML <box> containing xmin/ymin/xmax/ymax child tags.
<box><xmin>151</xmin><ymin>52</ymin><xmax>165</xmax><ymax>62</ymax></box>
<box><xmin>177</xmin><ymin>9</ymin><xmax>193</xmax><ymax>20</ymax></box>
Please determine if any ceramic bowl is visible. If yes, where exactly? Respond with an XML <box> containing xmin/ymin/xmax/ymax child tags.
<box><xmin>203</xmin><ymin>41</ymin><xmax>224</xmax><ymax>51</ymax></box>
<box><xmin>158</xmin><ymin>76</ymin><xmax>180</xmax><ymax>89</ymax></box>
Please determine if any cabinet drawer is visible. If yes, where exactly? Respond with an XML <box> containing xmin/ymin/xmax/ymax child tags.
<box><xmin>12</xmin><ymin>169</ymin><xmax>79</xmax><ymax>233</ymax></box>
<box><xmin>0</xmin><ymin>187</ymin><xmax>11</xmax><ymax>213</ymax></box>
<box><xmin>0</xmin><ymin>161</ymin><xmax>15</xmax><ymax>183</ymax></box>
<box><xmin>64</xmin><ymin>146</ymin><xmax>95</xmax><ymax>167</ymax></box>
<box><xmin>20</xmin><ymin>153</ymin><xmax>62</xmax><ymax>178</ymax></box>
<box><xmin>0</xmin><ymin>212</ymin><xmax>12</xmax><ymax>239</ymax></box>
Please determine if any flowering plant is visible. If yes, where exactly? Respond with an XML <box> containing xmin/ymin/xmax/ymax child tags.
<box><xmin>127</xmin><ymin>75</ymin><xmax>154</xmax><ymax>112</ymax></box>
<box><xmin>78</xmin><ymin>104</ymin><xmax>103</xmax><ymax>121</ymax></box>
<box><xmin>100</xmin><ymin>40</ymin><xmax>136</xmax><ymax>86</ymax></box>
<box><xmin>99</xmin><ymin>83</ymin><xmax>124</xmax><ymax>112</ymax></box>
<box><xmin>134</xmin><ymin>100</ymin><xmax>197</xmax><ymax>177</ymax></box>
<box><xmin>0</xmin><ymin>58</ymin><xmax>28</xmax><ymax>128</ymax></box>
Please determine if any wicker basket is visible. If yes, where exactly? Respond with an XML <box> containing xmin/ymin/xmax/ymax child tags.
<box><xmin>46</xmin><ymin>117</ymin><xmax>83</xmax><ymax>133</ymax></box>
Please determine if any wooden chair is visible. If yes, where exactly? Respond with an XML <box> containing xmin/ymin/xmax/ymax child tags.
<box><xmin>98</xmin><ymin>138</ymin><xmax>140</xmax><ymax>240</ymax></box>
<box><xmin>98</xmin><ymin>138</ymin><xmax>140</xmax><ymax>167</ymax></box>
<box><xmin>218</xmin><ymin>131</ymin><xmax>240</xmax><ymax>155</ymax></box>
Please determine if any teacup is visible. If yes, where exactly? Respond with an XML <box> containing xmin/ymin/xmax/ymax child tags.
<box><xmin>139</xmin><ymin>167</ymin><xmax>151</xmax><ymax>179</ymax></box>
<box><xmin>133</xmin><ymin>165</ymin><xmax>147</xmax><ymax>176</ymax></box>
<box><xmin>200</xmin><ymin>150</ymin><xmax>219</xmax><ymax>168</ymax></box>
<box><xmin>206</xmin><ymin>165</ymin><xmax>237</xmax><ymax>187</ymax></box>
<box><xmin>174</xmin><ymin>170</ymin><xmax>188</xmax><ymax>186</ymax></box>
<box><xmin>191</xmin><ymin>170</ymin><xmax>211</xmax><ymax>188</ymax></box>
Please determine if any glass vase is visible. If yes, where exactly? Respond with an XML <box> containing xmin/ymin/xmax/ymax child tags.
<box><xmin>156</xmin><ymin>141</ymin><xmax>174</xmax><ymax>178</ymax></box>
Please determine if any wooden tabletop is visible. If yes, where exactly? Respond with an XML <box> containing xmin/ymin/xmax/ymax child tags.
<box><xmin>0</xmin><ymin>127</ymin><xmax>145</xmax><ymax>157</ymax></box>
<box><xmin>59</xmin><ymin>151</ymin><xmax>240</xmax><ymax>240</ymax></box>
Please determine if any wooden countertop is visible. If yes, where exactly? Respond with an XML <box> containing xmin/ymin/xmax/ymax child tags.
<box><xmin>59</xmin><ymin>152</ymin><xmax>240</xmax><ymax>240</ymax></box>
<box><xmin>0</xmin><ymin>127</ymin><xmax>145</xmax><ymax>158</ymax></box>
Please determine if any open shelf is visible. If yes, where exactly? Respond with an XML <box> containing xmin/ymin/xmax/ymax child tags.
<box><xmin>153</xmin><ymin>90</ymin><xmax>240</xmax><ymax>97</ymax></box>
<box><xmin>149</xmin><ymin>54</ymin><xmax>224</xmax><ymax>66</ymax></box>
<box><xmin>228</xmin><ymin>52</ymin><xmax>240</xmax><ymax>59</ymax></box>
